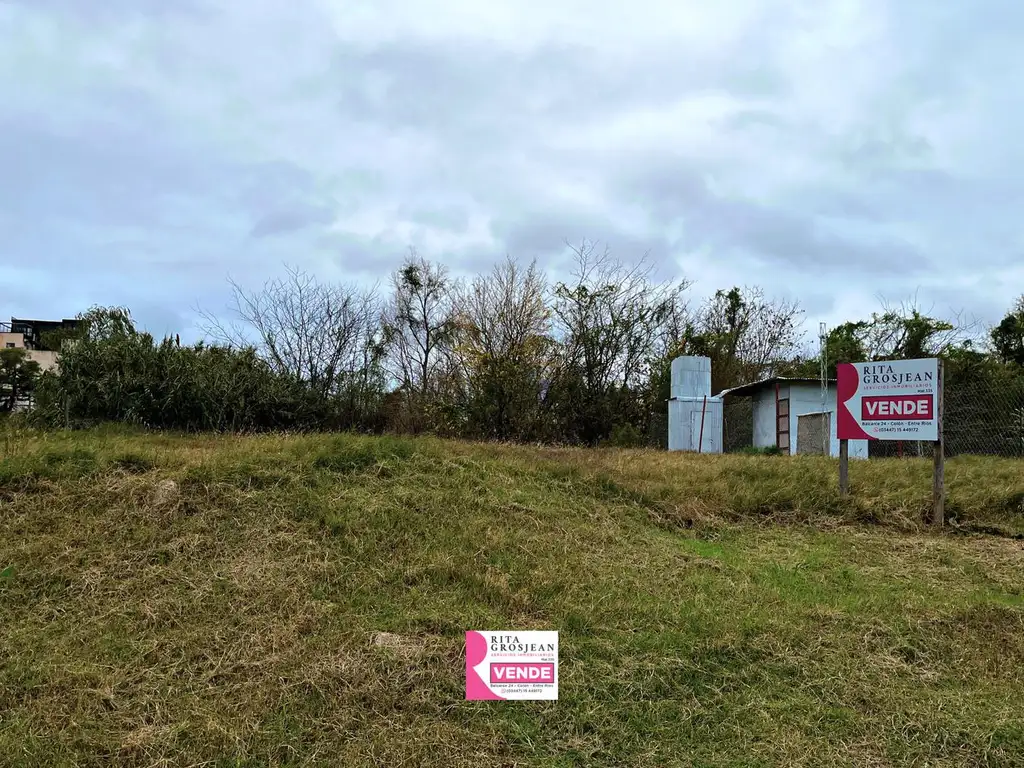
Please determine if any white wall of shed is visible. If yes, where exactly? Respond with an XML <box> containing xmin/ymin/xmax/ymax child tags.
<box><xmin>752</xmin><ymin>387</ymin><xmax>778</xmax><ymax>448</ymax></box>
<box><xmin>787</xmin><ymin>383</ymin><xmax>868</xmax><ymax>458</ymax></box>
<box><xmin>748</xmin><ymin>382</ymin><xmax>868</xmax><ymax>458</ymax></box>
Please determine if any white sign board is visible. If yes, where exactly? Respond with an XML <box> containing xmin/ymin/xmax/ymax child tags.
<box><xmin>837</xmin><ymin>359</ymin><xmax>939</xmax><ymax>441</ymax></box>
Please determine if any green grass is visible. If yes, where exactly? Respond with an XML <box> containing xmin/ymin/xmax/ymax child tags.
<box><xmin>1</xmin><ymin>427</ymin><xmax>1023</xmax><ymax>766</ymax></box>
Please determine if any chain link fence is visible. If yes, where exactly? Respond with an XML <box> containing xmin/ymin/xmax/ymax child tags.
<box><xmin>663</xmin><ymin>377</ymin><xmax>1024</xmax><ymax>458</ymax></box>
<box><xmin>646</xmin><ymin>411</ymin><xmax>669</xmax><ymax>450</ymax></box>
<box><xmin>945</xmin><ymin>378</ymin><xmax>1024</xmax><ymax>457</ymax></box>
<box><xmin>869</xmin><ymin>377</ymin><xmax>1024</xmax><ymax>459</ymax></box>
<box><xmin>723</xmin><ymin>398</ymin><xmax>754</xmax><ymax>453</ymax></box>
<box><xmin>646</xmin><ymin>400</ymin><xmax>753</xmax><ymax>451</ymax></box>
<box><xmin>646</xmin><ymin>402</ymin><xmax>753</xmax><ymax>452</ymax></box>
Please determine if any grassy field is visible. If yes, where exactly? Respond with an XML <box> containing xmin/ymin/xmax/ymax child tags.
<box><xmin>2</xmin><ymin>426</ymin><xmax>1024</xmax><ymax>767</ymax></box>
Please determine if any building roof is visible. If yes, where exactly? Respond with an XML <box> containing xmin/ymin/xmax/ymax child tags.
<box><xmin>716</xmin><ymin>376</ymin><xmax>835</xmax><ymax>398</ymax></box>
<box><xmin>10</xmin><ymin>317</ymin><xmax>79</xmax><ymax>327</ymax></box>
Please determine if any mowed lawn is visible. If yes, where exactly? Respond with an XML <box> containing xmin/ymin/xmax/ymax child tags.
<box><xmin>2</xmin><ymin>427</ymin><xmax>1023</xmax><ymax>767</ymax></box>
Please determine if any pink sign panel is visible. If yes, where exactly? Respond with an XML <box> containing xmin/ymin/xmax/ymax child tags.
<box><xmin>466</xmin><ymin>631</ymin><xmax>558</xmax><ymax>701</ymax></box>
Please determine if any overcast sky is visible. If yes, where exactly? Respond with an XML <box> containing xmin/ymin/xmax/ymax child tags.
<box><xmin>1</xmin><ymin>0</ymin><xmax>1021</xmax><ymax>345</ymax></box>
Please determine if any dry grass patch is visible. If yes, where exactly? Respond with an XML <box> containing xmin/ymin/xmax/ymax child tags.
<box><xmin>2</xmin><ymin>427</ymin><xmax>1023</xmax><ymax>766</ymax></box>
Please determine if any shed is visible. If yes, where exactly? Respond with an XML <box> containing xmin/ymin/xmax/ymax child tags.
<box><xmin>718</xmin><ymin>377</ymin><xmax>869</xmax><ymax>459</ymax></box>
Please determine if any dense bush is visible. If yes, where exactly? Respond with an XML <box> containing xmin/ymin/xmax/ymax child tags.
<box><xmin>30</xmin><ymin>308</ymin><xmax>383</xmax><ymax>433</ymax></box>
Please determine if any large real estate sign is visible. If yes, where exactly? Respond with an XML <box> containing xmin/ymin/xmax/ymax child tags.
<box><xmin>837</xmin><ymin>359</ymin><xmax>940</xmax><ymax>441</ymax></box>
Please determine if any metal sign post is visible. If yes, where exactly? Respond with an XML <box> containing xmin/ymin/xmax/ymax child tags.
<box><xmin>839</xmin><ymin>439</ymin><xmax>849</xmax><ymax>495</ymax></box>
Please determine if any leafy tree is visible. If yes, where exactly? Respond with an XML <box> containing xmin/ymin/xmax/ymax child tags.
<box><xmin>31</xmin><ymin>306</ymin><xmax>330</xmax><ymax>432</ymax></box>
<box><xmin>77</xmin><ymin>305</ymin><xmax>137</xmax><ymax>341</ymax></box>
<box><xmin>866</xmin><ymin>310</ymin><xmax>955</xmax><ymax>360</ymax></box>
<box><xmin>29</xmin><ymin>253</ymin><xmax>1021</xmax><ymax>456</ymax></box>
<box><xmin>684</xmin><ymin>286</ymin><xmax>804</xmax><ymax>393</ymax></box>
<box><xmin>991</xmin><ymin>296</ymin><xmax>1024</xmax><ymax>366</ymax></box>
<box><xmin>783</xmin><ymin>299</ymin><xmax>973</xmax><ymax>378</ymax></box>
<box><xmin>0</xmin><ymin>349</ymin><xmax>41</xmax><ymax>412</ymax></box>
<box><xmin>779</xmin><ymin>321</ymin><xmax>869</xmax><ymax>378</ymax></box>
<box><xmin>824</xmin><ymin>322</ymin><xmax>869</xmax><ymax>367</ymax></box>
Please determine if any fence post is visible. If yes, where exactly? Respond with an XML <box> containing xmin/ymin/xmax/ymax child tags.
<box><xmin>839</xmin><ymin>439</ymin><xmax>849</xmax><ymax>495</ymax></box>
<box><xmin>933</xmin><ymin>359</ymin><xmax>945</xmax><ymax>526</ymax></box>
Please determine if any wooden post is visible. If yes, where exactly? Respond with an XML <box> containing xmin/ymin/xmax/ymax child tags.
<box><xmin>839</xmin><ymin>439</ymin><xmax>849</xmax><ymax>496</ymax></box>
<box><xmin>932</xmin><ymin>359</ymin><xmax>945</xmax><ymax>526</ymax></box>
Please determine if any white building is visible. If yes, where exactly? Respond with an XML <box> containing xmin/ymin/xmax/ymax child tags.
<box><xmin>718</xmin><ymin>377</ymin><xmax>869</xmax><ymax>458</ymax></box>
<box><xmin>1</xmin><ymin>317</ymin><xmax>77</xmax><ymax>373</ymax></box>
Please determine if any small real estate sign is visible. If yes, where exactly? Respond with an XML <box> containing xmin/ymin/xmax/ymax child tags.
<box><xmin>837</xmin><ymin>358</ymin><xmax>939</xmax><ymax>441</ymax></box>
<box><xmin>465</xmin><ymin>630</ymin><xmax>558</xmax><ymax>700</ymax></box>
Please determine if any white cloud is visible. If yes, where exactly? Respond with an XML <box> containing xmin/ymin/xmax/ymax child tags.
<box><xmin>0</xmin><ymin>0</ymin><xmax>1021</xmax><ymax>344</ymax></box>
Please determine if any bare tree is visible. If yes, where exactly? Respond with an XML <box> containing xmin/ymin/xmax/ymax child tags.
<box><xmin>553</xmin><ymin>240</ymin><xmax>691</xmax><ymax>394</ymax></box>
<box><xmin>550</xmin><ymin>240</ymin><xmax>692</xmax><ymax>442</ymax></box>
<box><xmin>198</xmin><ymin>265</ymin><xmax>382</xmax><ymax>400</ymax></box>
<box><xmin>454</xmin><ymin>256</ymin><xmax>554</xmax><ymax>438</ymax></box>
<box><xmin>458</xmin><ymin>256</ymin><xmax>550</xmax><ymax>368</ymax></box>
<box><xmin>383</xmin><ymin>250</ymin><xmax>459</xmax><ymax>397</ymax></box>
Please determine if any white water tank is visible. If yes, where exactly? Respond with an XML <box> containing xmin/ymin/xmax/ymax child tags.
<box><xmin>670</xmin><ymin>356</ymin><xmax>711</xmax><ymax>399</ymax></box>
<box><xmin>668</xmin><ymin>397</ymin><xmax>723</xmax><ymax>453</ymax></box>
<box><xmin>667</xmin><ymin>356</ymin><xmax>723</xmax><ymax>453</ymax></box>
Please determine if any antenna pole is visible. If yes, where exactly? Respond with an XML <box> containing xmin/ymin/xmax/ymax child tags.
<box><xmin>820</xmin><ymin>322</ymin><xmax>828</xmax><ymax>455</ymax></box>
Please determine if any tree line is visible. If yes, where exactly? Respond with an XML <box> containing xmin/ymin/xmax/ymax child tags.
<box><xmin>3</xmin><ymin>242</ymin><xmax>1024</xmax><ymax>449</ymax></box>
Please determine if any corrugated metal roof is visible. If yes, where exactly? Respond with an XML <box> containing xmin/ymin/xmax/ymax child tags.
<box><xmin>716</xmin><ymin>376</ymin><xmax>836</xmax><ymax>398</ymax></box>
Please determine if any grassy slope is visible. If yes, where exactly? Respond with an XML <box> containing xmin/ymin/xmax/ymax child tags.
<box><xmin>1</xmin><ymin>427</ymin><xmax>1023</xmax><ymax>767</ymax></box>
